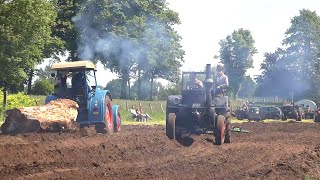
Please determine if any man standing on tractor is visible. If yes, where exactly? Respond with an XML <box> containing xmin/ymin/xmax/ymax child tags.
<box><xmin>215</xmin><ymin>63</ymin><xmax>229</xmax><ymax>95</ymax></box>
<box><xmin>186</xmin><ymin>72</ymin><xmax>203</xmax><ymax>89</ymax></box>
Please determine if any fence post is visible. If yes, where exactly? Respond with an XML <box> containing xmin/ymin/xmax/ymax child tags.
<box><xmin>125</xmin><ymin>101</ymin><xmax>128</xmax><ymax>111</ymax></box>
<box><xmin>139</xmin><ymin>102</ymin><xmax>142</xmax><ymax>112</ymax></box>
<box><xmin>160</xmin><ymin>103</ymin><xmax>164</xmax><ymax>113</ymax></box>
<box><xmin>149</xmin><ymin>103</ymin><xmax>153</xmax><ymax>113</ymax></box>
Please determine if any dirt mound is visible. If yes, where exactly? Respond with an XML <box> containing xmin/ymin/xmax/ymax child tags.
<box><xmin>1</xmin><ymin>99</ymin><xmax>79</xmax><ymax>134</ymax></box>
<box><xmin>0</xmin><ymin>122</ymin><xmax>319</xmax><ymax>179</ymax></box>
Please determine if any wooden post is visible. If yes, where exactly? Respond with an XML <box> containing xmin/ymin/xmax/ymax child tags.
<box><xmin>149</xmin><ymin>103</ymin><xmax>153</xmax><ymax>113</ymax></box>
<box><xmin>125</xmin><ymin>101</ymin><xmax>128</xmax><ymax>111</ymax></box>
<box><xmin>160</xmin><ymin>103</ymin><xmax>164</xmax><ymax>113</ymax></box>
<box><xmin>139</xmin><ymin>102</ymin><xmax>142</xmax><ymax>112</ymax></box>
<box><xmin>3</xmin><ymin>89</ymin><xmax>7</xmax><ymax>108</ymax></box>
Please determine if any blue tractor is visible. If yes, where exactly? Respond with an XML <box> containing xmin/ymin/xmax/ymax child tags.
<box><xmin>45</xmin><ymin>60</ymin><xmax>121</xmax><ymax>134</ymax></box>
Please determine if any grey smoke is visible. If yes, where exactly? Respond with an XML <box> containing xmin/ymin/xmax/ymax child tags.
<box><xmin>72</xmin><ymin>5</ymin><xmax>172</xmax><ymax>73</ymax></box>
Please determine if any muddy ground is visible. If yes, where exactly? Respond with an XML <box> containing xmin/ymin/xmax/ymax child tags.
<box><xmin>0</xmin><ymin>122</ymin><xmax>319</xmax><ymax>180</ymax></box>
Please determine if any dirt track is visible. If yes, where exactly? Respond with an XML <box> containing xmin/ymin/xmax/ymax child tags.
<box><xmin>0</xmin><ymin>122</ymin><xmax>319</xmax><ymax>180</ymax></box>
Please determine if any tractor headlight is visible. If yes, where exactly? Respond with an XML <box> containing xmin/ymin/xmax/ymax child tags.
<box><xmin>174</xmin><ymin>97</ymin><xmax>181</xmax><ymax>105</ymax></box>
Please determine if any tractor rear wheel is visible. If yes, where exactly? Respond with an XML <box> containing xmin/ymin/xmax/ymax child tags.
<box><xmin>224</xmin><ymin>112</ymin><xmax>231</xmax><ymax>143</ymax></box>
<box><xmin>166</xmin><ymin>113</ymin><xmax>176</xmax><ymax>140</ymax></box>
<box><xmin>96</xmin><ymin>96</ymin><xmax>114</xmax><ymax>135</ymax></box>
<box><xmin>215</xmin><ymin>115</ymin><xmax>226</xmax><ymax>145</ymax></box>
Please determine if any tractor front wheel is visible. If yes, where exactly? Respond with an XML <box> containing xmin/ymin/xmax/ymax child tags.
<box><xmin>166</xmin><ymin>113</ymin><xmax>176</xmax><ymax>140</ymax></box>
<box><xmin>224</xmin><ymin>112</ymin><xmax>231</xmax><ymax>143</ymax></box>
<box><xmin>96</xmin><ymin>96</ymin><xmax>114</xmax><ymax>135</ymax></box>
<box><xmin>215</xmin><ymin>115</ymin><xmax>226</xmax><ymax>145</ymax></box>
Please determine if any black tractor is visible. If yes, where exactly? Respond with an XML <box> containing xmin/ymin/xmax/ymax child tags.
<box><xmin>165</xmin><ymin>64</ymin><xmax>231</xmax><ymax>145</ymax></box>
<box><xmin>281</xmin><ymin>105</ymin><xmax>304</xmax><ymax>121</ymax></box>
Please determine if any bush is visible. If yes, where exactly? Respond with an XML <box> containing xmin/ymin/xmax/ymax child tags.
<box><xmin>0</xmin><ymin>92</ymin><xmax>37</xmax><ymax>124</ymax></box>
<box><xmin>6</xmin><ymin>93</ymin><xmax>37</xmax><ymax>109</ymax></box>
<box><xmin>32</xmin><ymin>78</ymin><xmax>54</xmax><ymax>95</ymax></box>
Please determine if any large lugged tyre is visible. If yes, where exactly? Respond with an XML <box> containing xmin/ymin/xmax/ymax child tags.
<box><xmin>224</xmin><ymin>112</ymin><xmax>231</xmax><ymax>143</ymax></box>
<box><xmin>96</xmin><ymin>96</ymin><xmax>114</xmax><ymax>135</ymax></box>
<box><xmin>166</xmin><ymin>113</ymin><xmax>176</xmax><ymax>139</ymax></box>
<box><xmin>215</xmin><ymin>115</ymin><xmax>226</xmax><ymax>145</ymax></box>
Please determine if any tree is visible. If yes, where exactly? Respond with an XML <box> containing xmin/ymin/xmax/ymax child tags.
<box><xmin>238</xmin><ymin>76</ymin><xmax>256</xmax><ymax>98</ymax></box>
<box><xmin>31</xmin><ymin>78</ymin><xmax>54</xmax><ymax>95</ymax></box>
<box><xmin>158</xmin><ymin>82</ymin><xmax>181</xmax><ymax>100</ymax></box>
<box><xmin>0</xmin><ymin>0</ymin><xmax>58</xmax><ymax>107</ymax></box>
<box><xmin>131</xmin><ymin>79</ymin><xmax>164</xmax><ymax>100</ymax></box>
<box><xmin>256</xmin><ymin>9</ymin><xmax>320</xmax><ymax>100</ymax></box>
<box><xmin>105</xmin><ymin>79</ymin><xmax>122</xmax><ymax>99</ymax></box>
<box><xmin>219</xmin><ymin>28</ymin><xmax>257</xmax><ymax>98</ymax></box>
<box><xmin>143</xmin><ymin>22</ymin><xmax>184</xmax><ymax>100</ymax></box>
<box><xmin>283</xmin><ymin>9</ymin><xmax>320</xmax><ymax>99</ymax></box>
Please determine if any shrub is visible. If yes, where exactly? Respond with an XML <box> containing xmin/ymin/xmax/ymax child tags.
<box><xmin>0</xmin><ymin>92</ymin><xmax>37</xmax><ymax>123</ymax></box>
<box><xmin>6</xmin><ymin>93</ymin><xmax>37</xmax><ymax>109</ymax></box>
<box><xmin>32</xmin><ymin>78</ymin><xmax>54</xmax><ymax>95</ymax></box>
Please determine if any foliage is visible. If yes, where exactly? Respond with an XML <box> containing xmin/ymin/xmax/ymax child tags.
<box><xmin>105</xmin><ymin>79</ymin><xmax>122</xmax><ymax>99</ymax></box>
<box><xmin>73</xmin><ymin>0</ymin><xmax>184</xmax><ymax>99</ymax></box>
<box><xmin>131</xmin><ymin>79</ymin><xmax>164</xmax><ymax>100</ymax></box>
<box><xmin>219</xmin><ymin>28</ymin><xmax>257</xmax><ymax>98</ymax></box>
<box><xmin>0</xmin><ymin>0</ymin><xmax>59</xmax><ymax>93</ymax></box>
<box><xmin>0</xmin><ymin>92</ymin><xmax>38</xmax><ymax>123</ymax></box>
<box><xmin>255</xmin><ymin>9</ymin><xmax>320</xmax><ymax>101</ymax></box>
<box><xmin>283</xmin><ymin>9</ymin><xmax>320</xmax><ymax>99</ymax></box>
<box><xmin>5</xmin><ymin>93</ymin><xmax>37</xmax><ymax>109</ymax></box>
<box><xmin>31</xmin><ymin>78</ymin><xmax>54</xmax><ymax>95</ymax></box>
<box><xmin>238</xmin><ymin>76</ymin><xmax>256</xmax><ymax>98</ymax></box>
<box><xmin>158</xmin><ymin>83</ymin><xmax>181</xmax><ymax>100</ymax></box>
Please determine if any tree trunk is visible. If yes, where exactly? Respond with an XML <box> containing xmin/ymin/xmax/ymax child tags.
<box><xmin>120</xmin><ymin>69</ymin><xmax>129</xmax><ymax>99</ymax></box>
<box><xmin>2</xmin><ymin>89</ymin><xmax>7</xmax><ymax>108</ymax></box>
<box><xmin>137</xmin><ymin>70</ymin><xmax>142</xmax><ymax>100</ymax></box>
<box><xmin>150</xmin><ymin>77</ymin><xmax>154</xmax><ymax>101</ymax></box>
<box><xmin>127</xmin><ymin>78</ymin><xmax>131</xmax><ymax>99</ymax></box>
<box><xmin>27</xmin><ymin>69</ymin><xmax>34</xmax><ymax>95</ymax></box>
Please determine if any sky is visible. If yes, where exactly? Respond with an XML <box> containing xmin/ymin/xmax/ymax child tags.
<box><xmin>166</xmin><ymin>0</ymin><xmax>320</xmax><ymax>76</ymax></box>
<box><xmin>39</xmin><ymin>0</ymin><xmax>320</xmax><ymax>86</ymax></box>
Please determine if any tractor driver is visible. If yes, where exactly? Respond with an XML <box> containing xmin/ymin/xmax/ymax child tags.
<box><xmin>186</xmin><ymin>72</ymin><xmax>203</xmax><ymax>89</ymax></box>
<box><xmin>215</xmin><ymin>64</ymin><xmax>229</xmax><ymax>95</ymax></box>
<box><xmin>53</xmin><ymin>71</ymin><xmax>69</xmax><ymax>98</ymax></box>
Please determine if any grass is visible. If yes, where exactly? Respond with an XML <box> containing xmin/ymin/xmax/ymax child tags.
<box><xmin>29</xmin><ymin>96</ymin><xmax>167</xmax><ymax>125</ymax></box>
<box><xmin>112</xmin><ymin>99</ymin><xmax>166</xmax><ymax>125</ymax></box>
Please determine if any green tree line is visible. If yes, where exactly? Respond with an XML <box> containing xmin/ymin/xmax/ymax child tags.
<box><xmin>0</xmin><ymin>0</ymin><xmax>184</xmax><ymax>105</ymax></box>
<box><xmin>218</xmin><ymin>9</ymin><xmax>320</xmax><ymax>104</ymax></box>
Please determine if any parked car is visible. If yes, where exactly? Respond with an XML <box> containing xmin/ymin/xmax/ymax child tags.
<box><xmin>247</xmin><ymin>107</ymin><xmax>263</xmax><ymax>121</ymax></box>
<box><xmin>259</xmin><ymin>106</ymin><xmax>283</xmax><ymax>120</ymax></box>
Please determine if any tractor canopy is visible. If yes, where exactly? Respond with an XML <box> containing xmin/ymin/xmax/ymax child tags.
<box><xmin>52</xmin><ymin>60</ymin><xmax>96</xmax><ymax>70</ymax></box>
